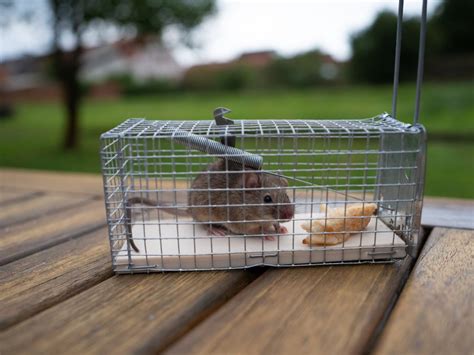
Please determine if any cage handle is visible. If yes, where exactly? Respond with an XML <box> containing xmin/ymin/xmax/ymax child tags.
<box><xmin>391</xmin><ymin>0</ymin><xmax>404</xmax><ymax>119</ymax></box>
<box><xmin>392</xmin><ymin>0</ymin><xmax>428</xmax><ymax>125</ymax></box>
<box><xmin>413</xmin><ymin>0</ymin><xmax>428</xmax><ymax>124</ymax></box>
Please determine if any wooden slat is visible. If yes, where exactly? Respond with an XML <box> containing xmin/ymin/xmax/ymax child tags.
<box><xmin>0</xmin><ymin>227</ymin><xmax>112</xmax><ymax>330</ymax></box>
<box><xmin>0</xmin><ymin>192</ymin><xmax>92</xmax><ymax>228</ymax></box>
<box><xmin>4</xmin><ymin>168</ymin><xmax>472</xmax><ymax>228</ymax></box>
<box><xmin>0</xmin><ymin>200</ymin><xmax>106</xmax><ymax>265</ymax></box>
<box><xmin>2</xmin><ymin>168</ymin><xmax>472</xmax><ymax>228</ymax></box>
<box><xmin>0</xmin><ymin>168</ymin><xmax>187</xmax><ymax>196</ymax></box>
<box><xmin>0</xmin><ymin>189</ymin><xmax>43</xmax><ymax>205</ymax></box>
<box><xmin>422</xmin><ymin>197</ymin><xmax>474</xmax><ymax>229</ymax></box>
<box><xmin>0</xmin><ymin>270</ymin><xmax>261</xmax><ymax>355</ymax></box>
<box><xmin>166</xmin><ymin>259</ymin><xmax>414</xmax><ymax>355</ymax></box>
<box><xmin>374</xmin><ymin>228</ymin><xmax>474</xmax><ymax>355</ymax></box>
<box><xmin>0</xmin><ymin>168</ymin><xmax>104</xmax><ymax>195</ymax></box>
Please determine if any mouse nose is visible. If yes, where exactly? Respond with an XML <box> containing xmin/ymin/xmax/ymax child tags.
<box><xmin>279</xmin><ymin>205</ymin><xmax>295</xmax><ymax>220</ymax></box>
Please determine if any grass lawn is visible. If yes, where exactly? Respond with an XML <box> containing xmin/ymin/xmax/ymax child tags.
<box><xmin>1</xmin><ymin>82</ymin><xmax>473</xmax><ymax>198</ymax></box>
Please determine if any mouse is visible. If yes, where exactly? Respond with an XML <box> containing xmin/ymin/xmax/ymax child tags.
<box><xmin>125</xmin><ymin>159</ymin><xmax>295</xmax><ymax>252</ymax></box>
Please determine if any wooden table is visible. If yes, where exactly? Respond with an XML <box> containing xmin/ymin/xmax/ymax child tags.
<box><xmin>1</xmin><ymin>168</ymin><xmax>472</xmax><ymax>355</ymax></box>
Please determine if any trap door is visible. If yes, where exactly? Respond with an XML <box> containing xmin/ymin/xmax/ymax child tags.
<box><xmin>375</xmin><ymin>124</ymin><xmax>426</xmax><ymax>256</ymax></box>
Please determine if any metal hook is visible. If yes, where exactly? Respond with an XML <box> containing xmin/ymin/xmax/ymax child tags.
<box><xmin>214</xmin><ymin>107</ymin><xmax>236</xmax><ymax>147</ymax></box>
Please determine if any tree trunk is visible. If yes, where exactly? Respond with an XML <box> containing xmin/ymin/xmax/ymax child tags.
<box><xmin>62</xmin><ymin>49</ymin><xmax>81</xmax><ymax>150</ymax></box>
<box><xmin>51</xmin><ymin>0</ymin><xmax>83</xmax><ymax>150</ymax></box>
<box><xmin>63</xmin><ymin>89</ymin><xmax>79</xmax><ymax>150</ymax></box>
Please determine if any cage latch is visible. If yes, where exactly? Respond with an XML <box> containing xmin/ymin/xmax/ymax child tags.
<box><xmin>214</xmin><ymin>107</ymin><xmax>236</xmax><ymax>148</ymax></box>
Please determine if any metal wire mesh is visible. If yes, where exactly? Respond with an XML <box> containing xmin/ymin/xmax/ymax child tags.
<box><xmin>100</xmin><ymin>114</ymin><xmax>426</xmax><ymax>273</ymax></box>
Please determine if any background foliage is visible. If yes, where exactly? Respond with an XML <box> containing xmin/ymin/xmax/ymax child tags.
<box><xmin>1</xmin><ymin>82</ymin><xmax>473</xmax><ymax>198</ymax></box>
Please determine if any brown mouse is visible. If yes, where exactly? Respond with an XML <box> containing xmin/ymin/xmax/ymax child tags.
<box><xmin>125</xmin><ymin>159</ymin><xmax>295</xmax><ymax>252</ymax></box>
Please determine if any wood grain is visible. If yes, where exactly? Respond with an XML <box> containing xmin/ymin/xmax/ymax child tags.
<box><xmin>0</xmin><ymin>188</ymin><xmax>43</xmax><ymax>205</ymax></box>
<box><xmin>0</xmin><ymin>270</ymin><xmax>261</xmax><ymax>355</ymax></box>
<box><xmin>374</xmin><ymin>228</ymin><xmax>474</xmax><ymax>355</ymax></box>
<box><xmin>2</xmin><ymin>169</ymin><xmax>472</xmax><ymax>229</ymax></box>
<box><xmin>0</xmin><ymin>168</ymin><xmax>187</xmax><ymax>196</ymax></box>
<box><xmin>0</xmin><ymin>227</ymin><xmax>112</xmax><ymax>330</ymax></box>
<box><xmin>5</xmin><ymin>168</ymin><xmax>471</xmax><ymax>227</ymax></box>
<box><xmin>0</xmin><ymin>168</ymin><xmax>104</xmax><ymax>195</ymax></box>
<box><xmin>422</xmin><ymin>197</ymin><xmax>474</xmax><ymax>229</ymax></box>
<box><xmin>0</xmin><ymin>192</ymin><xmax>92</xmax><ymax>227</ymax></box>
<box><xmin>0</xmin><ymin>200</ymin><xmax>106</xmax><ymax>265</ymax></box>
<box><xmin>166</xmin><ymin>259</ymin><xmax>414</xmax><ymax>355</ymax></box>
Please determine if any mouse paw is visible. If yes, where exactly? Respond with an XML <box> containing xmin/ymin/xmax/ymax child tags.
<box><xmin>264</xmin><ymin>235</ymin><xmax>276</xmax><ymax>241</ymax></box>
<box><xmin>278</xmin><ymin>225</ymin><xmax>288</xmax><ymax>234</ymax></box>
<box><xmin>207</xmin><ymin>226</ymin><xmax>227</xmax><ymax>236</ymax></box>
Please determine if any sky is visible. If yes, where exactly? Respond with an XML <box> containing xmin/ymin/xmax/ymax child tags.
<box><xmin>0</xmin><ymin>0</ymin><xmax>438</xmax><ymax>67</ymax></box>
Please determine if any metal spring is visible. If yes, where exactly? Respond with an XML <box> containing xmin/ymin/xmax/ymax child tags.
<box><xmin>170</xmin><ymin>128</ymin><xmax>263</xmax><ymax>170</ymax></box>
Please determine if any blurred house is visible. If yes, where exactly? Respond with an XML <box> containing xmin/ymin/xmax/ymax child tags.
<box><xmin>80</xmin><ymin>38</ymin><xmax>183</xmax><ymax>83</ymax></box>
<box><xmin>0</xmin><ymin>55</ymin><xmax>60</xmax><ymax>101</ymax></box>
<box><xmin>0</xmin><ymin>37</ymin><xmax>183</xmax><ymax>101</ymax></box>
<box><xmin>185</xmin><ymin>50</ymin><xmax>276</xmax><ymax>73</ymax></box>
<box><xmin>235</xmin><ymin>50</ymin><xmax>276</xmax><ymax>67</ymax></box>
<box><xmin>318</xmin><ymin>54</ymin><xmax>341</xmax><ymax>80</ymax></box>
<box><xmin>426</xmin><ymin>54</ymin><xmax>474</xmax><ymax>81</ymax></box>
<box><xmin>182</xmin><ymin>49</ymin><xmax>344</xmax><ymax>90</ymax></box>
<box><xmin>182</xmin><ymin>50</ymin><xmax>277</xmax><ymax>90</ymax></box>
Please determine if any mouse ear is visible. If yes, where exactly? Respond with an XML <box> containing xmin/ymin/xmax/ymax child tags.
<box><xmin>241</xmin><ymin>171</ymin><xmax>261</xmax><ymax>188</ymax></box>
<box><xmin>279</xmin><ymin>176</ymin><xmax>289</xmax><ymax>187</ymax></box>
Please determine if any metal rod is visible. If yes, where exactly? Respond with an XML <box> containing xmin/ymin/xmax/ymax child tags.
<box><xmin>414</xmin><ymin>0</ymin><xmax>428</xmax><ymax>124</ymax></box>
<box><xmin>171</xmin><ymin>129</ymin><xmax>263</xmax><ymax>170</ymax></box>
<box><xmin>392</xmin><ymin>0</ymin><xmax>404</xmax><ymax>119</ymax></box>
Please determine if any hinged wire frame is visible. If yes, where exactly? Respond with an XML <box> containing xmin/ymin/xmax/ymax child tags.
<box><xmin>102</xmin><ymin>114</ymin><xmax>416</xmax><ymax>139</ymax></box>
<box><xmin>100</xmin><ymin>115</ymin><xmax>426</xmax><ymax>272</ymax></box>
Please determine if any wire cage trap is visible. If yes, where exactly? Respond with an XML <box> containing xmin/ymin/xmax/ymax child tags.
<box><xmin>100</xmin><ymin>0</ymin><xmax>428</xmax><ymax>273</ymax></box>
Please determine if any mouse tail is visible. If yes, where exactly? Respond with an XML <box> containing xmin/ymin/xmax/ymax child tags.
<box><xmin>125</xmin><ymin>197</ymin><xmax>189</xmax><ymax>253</ymax></box>
<box><xmin>125</xmin><ymin>199</ymin><xmax>141</xmax><ymax>253</ymax></box>
<box><xmin>127</xmin><ymin>197</ymin><xmax>189</xmax><ymax>216</ymax></box>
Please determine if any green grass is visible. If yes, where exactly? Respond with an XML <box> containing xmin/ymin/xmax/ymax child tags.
<box><xmin>1</xmin><ymin>82</ymin><xmax>473</xmax><ymax>198</ymax></box>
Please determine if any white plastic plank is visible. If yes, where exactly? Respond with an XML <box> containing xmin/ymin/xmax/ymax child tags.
<box><xmin>117</xmin><ymin>213</ymin><xmax>406</xmax><ymax>271</ymax></box>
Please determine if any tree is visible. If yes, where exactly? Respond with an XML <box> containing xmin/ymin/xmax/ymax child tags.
<box><xmin>429</xmin><ymin>0</ymin><xmax>474</xmax><ymax>54</ymax></box>
<box><xmin>350</xmin><ymin>0</ymin><xmax>474</xmax><ymax>84</ymax></box>
<box><xmin>4</xmin><ymin>0</ymin><xmax>215</xmax><ymax>149</ymax></box>
<box><xmin>266</xmin><ymin>50</ymin><xmax>336</xmax><ymax>88</ymax></box>
<box><xmin>350</xmin><ymin>11</ymin><xmax>421</xmax><ymax>84</ymax></box>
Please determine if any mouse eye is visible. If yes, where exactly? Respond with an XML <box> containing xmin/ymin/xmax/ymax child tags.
<box><xmin>264</xmin><ymin>195</ymin><xmax>273</xmax><ymax>203</ymax></box>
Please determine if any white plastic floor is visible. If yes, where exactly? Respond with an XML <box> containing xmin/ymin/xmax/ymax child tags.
<box><xmin>116</xmin><ymin>213</ymin><xmax>406</xmax><ymax>271</ymax></box>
